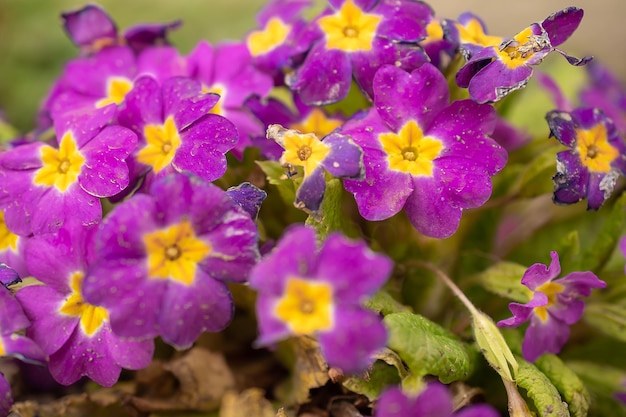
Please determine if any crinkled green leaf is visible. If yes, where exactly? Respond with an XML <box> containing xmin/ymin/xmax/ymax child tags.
<box><xmin>472</xmin><ymin>311</ymin><xmax>518</xmax><ymax>382</ymax></box>
<box><xmin>515</xmin><ymin>356</ymin><xmax>569</xmax><ymax>417</ymax></box>
<box><xmin>474</xmin><ymin>261</ymin><xmax>530</xmax><ymax>303</ymax></box>
<box><xmin>567</xmin><ymin>361</ymin><xmax>626</xmax><ymax>417</ymax></box>
<box><xmin>578</xmin><ymin>192</ymin><xmax>626</xmax><ymax>272</ymax></box>
<box><xmin>384</xmin><ymin>312</ymin><xmax>473</xmax><ymax>384</ymax></box>
<box><xmin>583</xmin><ymin>302</ymin><xmax>626</xmax><ymax>343</ymax></box>
<box><xmin>342</xmin><ymin>360</ymin><xmax>401</xmax><ymax>401</ymax></box>
<box><xmin>364</xmin><ymin>290</ymin><xmax>411</xmax><ymax>316</ymax></box>
<box><xmin>534</xmin><ymin>354</ymin><xmax>590</xmax><ymax>417</ymax></box>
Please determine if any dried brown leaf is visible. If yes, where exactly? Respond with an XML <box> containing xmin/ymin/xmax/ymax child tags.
<box><xmin>219</xmin><ymin>388</ymin><xmax>275</xmax><ymax>417</ymax></box>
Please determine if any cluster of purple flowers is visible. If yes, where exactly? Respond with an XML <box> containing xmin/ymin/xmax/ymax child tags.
<box><xmin>0</xmin><ymin>0</ymin><xmax>624</xmax><ymax>415</ymax></box>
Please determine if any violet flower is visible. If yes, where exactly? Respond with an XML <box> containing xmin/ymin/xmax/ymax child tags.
<box><xmin>82</xmin><ymin>173</ymin><xmax>261</xmax><ymax>349</ymax></box>
<box><xmin>187</xmin><ymin>41</ymin><xmax>274</xmax><ymax>157</ymax></box>
<box><xmin>456</xmin><ymin>7</ymin><xmax>591</xmax><ymax>103</ymax></box>
<box><xmin>0</xmin><ymin>211</ymin><xmax>28</xmax><ymax>279</ymax></box>
<box><xmin>0</xmin><ymin>104</ymin><xmax>137</xmax><ymax>236</ymax></box>
<box><xmin>286</xmin><ymin>0</ymin><xmax>431</xmax><ymax>105</ymax></box>
<box><xmin>375</xmin><ymin>383</ymin><xmax>499</xmax><ymax>417</ymax></box>
<box><xmin>16</xmin><ymin>221</ymin><xmax>154</xmax><ymax>387</ymax></box>
<box><xmin>342</xmin><ymin>63</ymin><xmax>507</xmax><ymax>239</ymax></box>
<box><xmin>580</xmin><ymin>61</ymin><xmax>626</xmax><ymax>134</ymax></box>
<box><xmin>546</xmin><ymin>107</ymin><xmax>626</xmax><ymax>209</ymax></box>
<box><xmin>498</xmin><ymin>251</ymin><xmax>606</xmax><ymax>362</ymax></box>
<box><xmin>62</xmin><ymin>3</ymin><xmax>181</xmax><ymax>55</ymax></box>
<box><xmin>0</xmin><ymin>283</ymin><xmax>45</xmax><ymax>415</ymax></box>
<box><xmin>249</xmin><ymin>225</ymin><xmax>392</xmax><ymax>374</ymax></box>
<box><xmin>266</xmin><ymin>123</ymin><xmax>364</xmax><ymax>212</ymax></box>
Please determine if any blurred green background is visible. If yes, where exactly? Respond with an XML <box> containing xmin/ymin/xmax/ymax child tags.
<box><xmin>0</xmin><ymin>0</ymin><xmax>622</xmax><ymax>133</ymax></box>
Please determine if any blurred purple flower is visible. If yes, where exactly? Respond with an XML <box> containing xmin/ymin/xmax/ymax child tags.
<box><xmin>82</xmin><ymin>173</ymin><xmax>261</xmax><ymax>349</ymax></box>
<box><xmin>580</xmin><ymin>61</ymin><xmax>626</xmax><ymax>134</ymax></box>
<box><xmin>546</xmin><ymin>107</ymin><xmax>626</xmax><ymax>209</ymax></box>
<box><xmin>498</xmin><ymin>251</ymin><xmax>606</xmax><ymax>361</ymax></box>
<box><xmin>456</xmin><ymin>7</ymin><xmax>591</xmax><ymax>103</ymax></box>
<box><xmin>375</xmin><ymin>383</ymin><xmax>499</xmax><ymax>417</ymax></box>
<box><xmin>16</xmin><ymin>222</ymin><xmax>154</xmax><ymax>387</ymax></box>
<box><xmin>249</xmin><ymin>225</ymin><xmax>392</xmax><ymax>374</ymax></box>
<box><xmin>342</xmin><ymin>63</ymin><xmax>507</xmax><ymax>238</ymax></box>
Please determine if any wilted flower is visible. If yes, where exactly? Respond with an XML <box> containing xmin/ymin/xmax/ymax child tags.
<box><xmin>342</xmin><ymin>63</ymin><xmax>507</xmax><ymax>238</ymax></box>
<box><xmin>16</xmin><ymin>221</ymin><xmax>154</xmax><ymax>386</ymax></box>
<box><xmin>498</xmin><ymin>251</ymin><xmax>606</xmax><ymax>361</ymax></box>
<box><xmin>546</xmin><ymin>107</ymin><xmax>626</xmax><ymax>209</ymax></box>
<box><xmin>455</xmin><ymin>7</ymin><xmax>591</xmax><ymax>103</ymax></box>
<box><xmin>249</xmin><ymin>224</ymin><xmax>392</xmax><ymax>374</ymax></box>
<box><xmin>82</xmin><ymin>173</ymin><xmax>261</xmax><ymax>349</ymax></box>
<box><xmin>375</xmin><ymin>383</ymin><xmax>499</xmax><ymax>417</ymax></box>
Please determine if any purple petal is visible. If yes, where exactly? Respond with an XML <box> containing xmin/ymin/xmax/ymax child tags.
<box><xmin>404</xmin><ymin>177</ymin><xmax>462</xmax><ymax>239</ymax></box>
<box><xmin>546</xmin><ymin>110</ymin><xmax>578</xmax><ymax>147</ymax></box>
<box><xmin>557</xmin><ymin>270</ymin><xmax>606</xmax><ymax>297</ymax></box>
<box><xmin>0</xmin><ymin>264</ymin><xmax>20</xmax><ymax>287</ymax></box>
<box><xmin>53</xmin><ymin>102</ymin><xmax>116</xmax><ymax>149</ymax></box>
<box><xmin>117</xmin><ymin>75</ymin><xmax>164</xmax><ymax>133</ymax></box>
<box><xmin>249</xmin><ymin>224</ymin><xmax>317</xmax><ymax>295</ymax></box>
<box><xmin>124</xmin><ymin>20</ymin><xmax>181</xmax><ymax>54</ymax></box>
<box><xmin>455</xmin><ymin>48</ymin><xmax>496</xmax><ymax>87</ymax></box>
<box><xmin>315</xmin><ymin>233</ymin><xmax>392</xmax><ymax>301</ymax></box>
<box><xmin>468</xmin><ymin>60</ymin><xmax>532</xmax><ymax>103</ymax></box>
<box><xmin>0</xmin><ymin>286</ymin><xmax>29</xmax><ymax>334</ymax></box>
<box><xmin>162</xmin><ymin>77</ymin><xmax>219</xmax><ymax>130</ymax></box>
<box><xmin>254</xmin><ymin>294</ymin><xmax>292</xmax><ymax>346</ymax></box>
<box><xmin>498</xmin><ymin>293</ymin><xmax>549</xmax><ymax>328</ymax></box>
<box><xmin>374</xmin><ymin>387</ymin><xmax>414</xmax><ymax>417</ymax></box>
<box><xmin>521</xmin><ymin>251</ymin><xmax>561</xmax><ymax>290</ymax></box>
<box><xmin>321</xmin><ymin>133</ymin><xmax>364</xmax><ymax>179</ymax></box>
<box><xmin>375</xmin><ymin>0</ymin><xmax>432</xmax><ymax>43</ymax></box>
<box><xmin>455</xmin><ymin>404</ymin><xmax>500</xmax><ymax>417</ymax></box>
<box><xmin>522</xmin><ymin>314</ymin><xmax>570</xmax><ymax>361</ymax></box>
<box><xmin>2</xmin><ymin>334</ymin><xmax>46</xmax><ymax>364</ymax></box>
<box><xmin>541</xmin><ymin>7</ymin><xmax>584</xmax><ymax>48</ymax></box>
<box><xmin>295</xmin><ymin>166</ymin><xmax>326</xmax><ymax>212</ymax></box>
<box><xmin>226</xmin><ymin>182</ymin><xmax>267</xmax><ymax>220</ymax></box>
<box><xmin>107</xmin><ymin>330</ymin><xmax>155</xmax><ymax>370</ymax></box>
<box><xmin>62</xmin><ymin>4</ymin><xmax>117</xmax><ymax>51</ymax></box>
<box><xmin>553</xmin><ymin>150</ymin><xmax>589</xmax><ymax>206</ymax></box>
<box><xmin>0</xmin><ymin>374</ymin><xmax>12</xmax><ymax>416</ymax></box>
<box><xmin>29</xmin><ymin>186</ymin><xmax>101</xmax><ymax>235</ymax></box>
<box><xmin>318</xmin><ymin>307</ymin><xmax>386</xmax><ymax>374</ymax></box>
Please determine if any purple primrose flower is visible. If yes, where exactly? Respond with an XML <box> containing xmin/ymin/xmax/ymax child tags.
<box><xmin>456</xmin><ymin>7</ymin><xmax>591</xmax><ymax>103</ymax></box>
<box><xmin>249</xmin><ymin>224</ymin><xmax>392</xmax><ymax>374</ymax></box>
<box><xmin>16</xmin><ymin>222</ymin><xmax>154</xmax><ymax>387</ymax></box>
<box><xmin>0</xmin><ymin>284</ymin><xmax>45</xmax><ymax>414</ymax></box>
<box><xmin>0</xmin><ymin>211</ymin><xmax>28</xmax><ymax>279</ymax></box>
<box><xmin>0</xmin><ymin>105</ymin><xmax>137</xmax><ymax>236</ymax></box>
<box><xmin>342</xmin><ymin>63</ymin><xmax>507</xmax><ymax>239</ymax></box>
<box><xmin>266</xmin><ymin>123</ymin><xmax>364</xmax><ymax>212</ymax></box>
<box><xmin>546</xmin><ymin>107</ymin><xmax>626</xmax><ymax>210</ymax></box>
<box><xmin>82</xmin><ymin>173</ymin><xmax>261</xmax><ymax>349</ymax></box>
<box><xmin>498</xmin><ymin>251</ymin><xmax>606</xmax><ymax>362</ymax></box>
<box><xmin>286</xmin><ymin>0</ymin><xmax>431</xmax><ymax>104</ymax></box>
<box><xmin>580</xmin><ymin>61</ymin><xmax>626</xmax><ymax>134</ymax></box>
<box><xmin>442</xmin><ymin>12</ymin><xmax>503</xmax><ymax>61</ymax></box>
<box><xmin>375</xmin><ymin>383</ymin><xmax>499</xmax><ymax>417</ymax></box>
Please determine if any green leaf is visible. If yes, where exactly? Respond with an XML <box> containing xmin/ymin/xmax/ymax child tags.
<box><xmin>534</xmin><ymin>354</ymin><xmax>590</xmax><ymax>417</ymax></box>
<box><xmin>255</xmin><ymin>160</ymin><xmax>299</xmax><ymax>208</ymax></box>
<box><xmin>384</xmin><ymin>312</ymin><xmax>474</xmax><ymax>384</ymax></box>
<box><xmin>474</xmin><ymin>261</ymin><xmax>531</xmax><ymax>303</ymax></box>
<box><xmin>472</xmin><ymin>311</ymin><xmax>519</xmax><ymax>382</ymax></box>
<box><xmin>515</xmin><ymin>356</ymin><xmax>570</xmax><ymax>417</ymax></box>
<box><xmin>578</xmin><ymin>192</ymin><xmax>626</xmax><ymax>272</ymax></box>
<box><xmin>364</xmin><ymin>290</ymin><xmax>411</xmax><ymax>316</ymax></box>
<box><xmin>342</xmin><ymin>360</ymin><xmax>401</xmax><ymax>401</ymax></box>
<box><xmin>305</xmin><ymin>178</ymin><xmax>343</xmax><ymax>240</ymax></box>
<box><xmin>567</xmin><ymin>361</ymin><xmax>626</xmax><ymax>417</ymax></box>
<box><xmin>516</xmin><ymin>150</ymin><xmax>558</xmax><ymax>198</ymax></box>
<box><xmin>583</xmin><ymin>302</ymin><xmax>626</xmax><ymax>343</ymax></box>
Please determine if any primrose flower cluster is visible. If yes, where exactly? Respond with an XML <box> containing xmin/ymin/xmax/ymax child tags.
<box><xmin>0</xmin><ymin>0</ymin><xmax>625</xmax><ymax>415</ymax></box>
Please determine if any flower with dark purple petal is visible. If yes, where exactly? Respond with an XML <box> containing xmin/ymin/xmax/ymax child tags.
<box><xmin>0</xmin><ymin>105</ymin><xmax>137</xmax><ymax>236</ymax></box>
<box><xmin>342</xmin><ymin>63</ymin><xmax>507</xmax><ymax>239</ymax></box>
<box><xmin>418</xmin><ymin>17</ymin><xmax>456</xmax><ymax>70</ymax></box>
<box><xmin>117</xmin><ymin>75</ymin><xmax>238</xmax><ymax>186</ymax></box>
<box><xmin>442</xmin><ymin>12</ymin><xmax>502</xmax><ymax>60</ymax></box>
<box><xmin>82</xmin><ymin>173</ymin><xmax>261</xmax><ymax>349</ymax></box>
<box><xmin>498</xmin><ymin>251</ymin><xmax>606</xmax><ymax>362</ymax></box>
<box><xmin>455</xmin><ymin>7</ymin><xmax>592</xmax><ymax>103</ymax></box>
<box><xmin>0</xmin><ymin>263</ymin><xmax>20</xmax><ymax>287</ymax></box>
<box><xmin>62</xmin><ymin>3</ymin><xmax>180</xmax><ymax>55</ymax></box>
<box><xmin>187</xmin><ymin>41</ymin><xmax>274</xmax><ymax>157</ymax></box>
<box><xmin>286</xmin><ymin>0</ymin><xmax>431</xmax><ymax>105</ymax></box>
<box><xmin>249</xmin><ymin>224</ymin><xmax>392</xmax><ymax>374</ymax></box>
<box><xmin>546</xmin><ymin>107</ymin><xmax>626</xmax><ymax>210</ymax></box>
<box><xmin>580</xmin><ymin>61</ymin><xmax>626</xmax><ymax>134</ymax></box>
<box><xmin>375</xmin><ymin>383</ymin><xmax>499</xmax><ymax>417</ymax></box>
<box><xmin>0</xmin><ymin>284</ymin><xmax>45</xmax><ymax>415</ymax></box>
<box><xmin>15</xmin><ymin>221</ymin><xmax>154</xmax><ymax>387</ymax></box>
<box><xmin>266</xmin><ymin>123</ymin><xmax>364</xmax><ymax>212</ymax></box>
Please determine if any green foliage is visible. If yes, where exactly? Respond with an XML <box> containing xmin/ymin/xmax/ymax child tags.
<box><xmin>342</xmin><ymin>360</ymin><xmax>402</xmax><ymax>401</ymax></box>
<box><xmin>516</xmin><ymin>149</ymin><xmax>560</xmax><ymax>198</ymax></box>
<box><xmin>472</xmin><ymin>311</ymin><xmax>519</xmax><ymax>382</ymax></box>
<box><xmin>515</xmin><ymin>357</ymin><xmax>570</xmax><ymax>417</ymax></box>
<box><xmin>256</xmin><ymin>160</ymin><xmax>298</xmax><ymax>207</ymax></box>
<box><xmin>567</xmin><ymin>361</ymin><xmax>626</xmax><ymax>417</ymax></box>
<box><xmin>583</xmin><ymin>302</ymin><xmax>626</xmax><ymax>343</ymax></box>
<box><xmin>384</xmin><ymin>312</ymin><xmax>474</xmax><ymax>384</ymax></box>
<box><xmin>475</xmin><ymin>261</ymin><xmax>531</xmax><ymax>303</ymax></box>
<box><xmin>534</xmin><ymin>354</ymin><xmax>590</xmax><ymax>417</ymax></box>
<box><xmin>364</xmin><ymin>290</ymin><xmax>411</xmax><ymax>316</ymax></box>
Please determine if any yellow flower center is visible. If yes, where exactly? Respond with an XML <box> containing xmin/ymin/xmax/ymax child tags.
<box><xmin>95</xmin><ymin>76</ymin><xmax>134</xmax><ymax>108</ymax></box>
<box><xmin>533</xmin><ymin>281</ymin><xmax>564</xmax><ymax>322</ymax></box>
<box><xmin>137</xmin><ymin>115</ymin><xmax>182</xmax><ymax>173</ymax></box>
<box><xmin>247</xmin><ymin>17</ymin><xmax>291</xmax><ymax>57</ymax></box>
<box><xmin>318</xmin><ymin>0</ymin><xmax>382</xmax><ymax>52</ymax></box>
<box><xmin>59</xmin><ymin>272</ymin><xmax>109</xmax><ymax>336</ymax></box>
<box><xmin>143</xmin><ymin>219</ymin><xmax>212</xmax><ymax>286</ymax></box>
<box><xmin>455</xmin><ymin>18</ymin><xmax>502</xmax><ymax>48</ymax></box>
<box><xmin>0</xmin><ymin>211</ymin><xmax>18</xmax><ymax>252</ymax></box>
<box><xmin>33</xmin><ymin>132</ymin><xmax>85</xmax><ymax>192</ymax></box>
<box><xmin>497</xmin><ymin>27</ymin><xmax>548</xmax><ymax>69</ymax></box>
<box><xmin>290</xmin><ymin>108</ymin><xmax>342</xmax><ymax>139</ymax></box>
<box><xmin>274</xmin><ymin>277</ymin><xmax>334</xmax><ymax>334</ymax></box>
<box><xmin>423</xmin><ymin>20</ymin><xmax>444</xmax><ymax>44</ymax></box>
<box><xmin>0</xmin><ymin>337</ymin><xmax>5</xmax><ymax>356</ymax></box>
<box><xmin>202</xmin><ymin>83</ymin><xmax>226</xmax><ymax>116</ymax></box>
<box><xmin>575</xmin><ymin>123</ymin><xmax>619</xmax><ymax>173</ymax></box>
<box><xmin>281</xmin><ymin>131</ymin><xmax>331</xmax><ymax>177</ymax></box>
<box><xmin>379</xmin><ymin>120</ymin><xmax>443</xmax><ymax>176</ymax></box>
